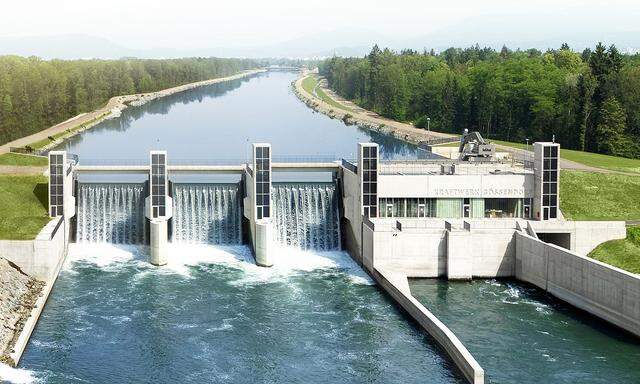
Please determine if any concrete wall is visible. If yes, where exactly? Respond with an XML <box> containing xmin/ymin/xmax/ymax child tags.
<box><xmin>378</xmin><ymin>173</ymin><xmax>534</xmax><ymax>199</ymax></box>
<box><xmin>374</xmin><ymin>267</ymin><xmax>485</xmax><ymax>384</ymax></box>
<box><xmin>0</xmin><ymin>217</ymin><xmax>66</xmax><ymax>281</ymax></box>
<box><xmin>366</xmin><ymin>219</ymin><xmax>447</xmax><ymax>277</ymax></box>
<box><xmin>340</xmin><ymin>167</ymin><xmax>363</xmax><ymax>263</ymax></box>
<box><xmin>363</xmin><ymin>218</ymin><xmax>517</xmax><ymax>279</ymax></box>
<box><xmin>530</xmin><ymin>220</ymin><xmax>626</xmax><ymax>255</ymax></box>
<box><xmin>0</xmin><ymin>217</ymin><xmax>68</xmax><ymax>366</ymax></box>
<box><xmin>515</xmin><ymin>231</ymin><xmax>640</xmax><ymax>337</ymax></box>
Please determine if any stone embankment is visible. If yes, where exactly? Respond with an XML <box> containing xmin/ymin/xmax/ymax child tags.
<box><xmin>0</xmin><ymin>69</ymin><xmax>266</xmax><ymax>155</ymax></box>
<box><xmin>292</xmin><ymin>74</ymin><xmax>450</xmax><ymax>147</ymax></box>
<box><xmin>0</xmin><ymin>258</ymin><xmax>44</xmax><ymax>365</ymax></box>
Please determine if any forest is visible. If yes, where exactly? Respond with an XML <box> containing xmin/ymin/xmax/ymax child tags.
<box><xmin>320</xmin><ymin>44</ymin><xmax>640</xmax><ymax>158</ymax></box>
<box><xmin>0</xmin><ymin>56</ymin><xmax>258</xmax><ymax>145</ymax></box>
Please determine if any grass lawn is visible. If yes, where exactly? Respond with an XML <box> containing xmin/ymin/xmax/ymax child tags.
<box><xmin>560</xmin><ymin>170</ymin><xmax>640</xmax><ymax>221</ymax></box>
<box><xmin>301</xmin><ymin>75</ymin><xmax>352</xmax><ymax>112</ymax></box>
<box><xmin>589</xmin><ymin>226</ymin><xmax>640</xmax><ymax>274</ymax></box>
<box><xmin>0</xmin><ymin>175</ymin><xmax>50</xmax><ymax>240</ymax></box>
<box><xmin>0</xmin><ymin>153</ymin><xmax>47</xmax><ymax>167</ymax></box>
<box><xmin>492</xmin><ymin>139</ymin><xmax>640</xmax><ymax>174</ymax></box>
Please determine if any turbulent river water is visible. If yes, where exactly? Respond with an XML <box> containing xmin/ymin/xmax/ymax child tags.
<box><xmin>4</xmin><ymin>71</ymin><xmax>639</xmax><ymax>383</ymax></box>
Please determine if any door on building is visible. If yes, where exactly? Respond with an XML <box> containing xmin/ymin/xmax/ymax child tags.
<box><xmin>418</xmin><ymin>203</ymin><xmax>426</xmax><ymax>218</ymax></box>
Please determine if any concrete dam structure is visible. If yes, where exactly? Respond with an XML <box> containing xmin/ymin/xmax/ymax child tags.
<box><xmin>22</xmin><ymin>142</ymin><xmax>638</xmax><ymax>384</ymax></box>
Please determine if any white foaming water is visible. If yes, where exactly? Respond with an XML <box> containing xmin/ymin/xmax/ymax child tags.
<box><xmin>171</xmin><ymin>183</ymin><xmax>242</xmax><ymax>245</ymax></box>
<box><xmin>63</xmin><ymin>243</ymin><xmax>373</xmax><ymax>285</ymax></box>
<box><xmin>0</xmin><ymin>364</ymin><xmax>37</xmax><ymax>384</ymax></box>
<box><xmin>272</xmin><ymin>183</ymin><xmax>341</xmax><ymax>251</ymax></box>
<box><xmin>76</xmin><ymin>183</ymin><xmax>146</xmax><ymax>244</ymax></box>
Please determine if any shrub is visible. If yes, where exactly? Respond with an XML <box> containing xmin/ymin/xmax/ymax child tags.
<box><xmin>629</xmin><ymin>226</ymin><xmax>640</xmax><ymax>246</ymax></box>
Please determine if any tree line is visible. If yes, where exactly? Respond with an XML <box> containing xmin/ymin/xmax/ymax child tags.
<box><xmin>320</xmin><ymin>44</ymin><xmax>640</xmax><ymax>158</ymax></box>
<box><xmin>0</xmin><ymin>56</ymin><xmax>259</xmax><ymax>145</ymax></box>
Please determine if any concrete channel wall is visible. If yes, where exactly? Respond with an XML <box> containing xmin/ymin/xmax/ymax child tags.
<box><xmin>0</xmin><ymin>217</ymin><xmax>68</xmax><ymax>366</ymax></box>
<box><xmin>515</xmin><ymin>231</ymin><xmax>640</xmax><ymax>337</ymax></box>
<box><xmin>373</xmin><ymin>267</ymin><xmax>485</xmax><ymax>384</ymax></box>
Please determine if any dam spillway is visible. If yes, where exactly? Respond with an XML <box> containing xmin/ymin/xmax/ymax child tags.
<box><xmin>171</xmin><ymin>183</ymin><xmax>242</xmax><ymax>245</ymax></box>
<box><xmin>76</xmin><ymin>183</ymin><xmax>147</xmax><ymax>244</ymax></box>
<box><xmin>271</xmin><ymin>182</ymin><xmax>341</xmax><ymax>251</ymax></box>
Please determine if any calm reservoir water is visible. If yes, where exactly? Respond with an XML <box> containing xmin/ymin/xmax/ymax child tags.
<box><xmin>410</xmin><ymin>279</ymin><xmax>640</xmax><ymax>384</ymax></box>
<box><xmin>56</xmin><ymin>71</ymin><xmax>418</xmax><ymax>162</ymax></box>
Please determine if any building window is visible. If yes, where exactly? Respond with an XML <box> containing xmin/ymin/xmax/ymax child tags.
<box><xmin>150</xmin><ymin>153</ymin><xmax>167</xmax><ymax>219</ymax></box>
<box><xmin>254</xmin><ymin>145</ymin><xmax>271</xmax><ymax>220</ymax></box>
<box><xmin>463</xmin><ymin>198</ymin><xmax>471</xmax><ymax>218</ymax></box>
<box><xmin>484</xmin><ymin>198</ymin><xmax>523</xmax><ymax>218</ymax></box>
<box><xmin>379</xmin><ymin>198</ymin><xmax>436</xmax><ymax>218</ymax></box>
<box><xmin>542</xmin><ymin>145</ymin><xmax>559</xmax><ymax>219</ymax></box>
<box><xmin>49</xmin><ymin>153</ymin><xmax>64</xmax><ymax>217</ymax></box>
<box><xmin>361</xmin><ymin>145</ymin><xmax>378</xmax><ymax>218</ymax></box>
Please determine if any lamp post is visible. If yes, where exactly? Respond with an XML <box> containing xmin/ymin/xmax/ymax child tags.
<box><xmin>427</xmin><ymin>117</ymin><xmax>431</xmax><ymax>133</ymax></box>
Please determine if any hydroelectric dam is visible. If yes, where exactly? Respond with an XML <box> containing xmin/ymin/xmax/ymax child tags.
<box><xmin>16</xmin><ymin>140</ymin><xmax>635</xmax><ymax>384</ymax></box>
<box><xmin>2</xmin><ymin>72</ymin><xmax>639</xmax><ymax>384</ymax></box>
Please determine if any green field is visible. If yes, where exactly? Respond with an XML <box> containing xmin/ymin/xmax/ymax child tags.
<box><xmin>301</xmin><ymin>75</ymin><xmax>352</xmax><ymax>112</ymax></box>
<box><xmin>492</xmin><ymin>139</ymin><xmax>640</xmax><ymax>174</ymax></box>
<box><xmin>560</xmin><ymin>170</ymin><xmax>640</xmax><ymax>221</ymax></box>
<box><xmin>0</xmin><ymin>175</ymin><xmax>50</xmax><ymax>240</ymax></box>
<box><xmin>0</xmin><ymin>153</ymin><xmax>47</xmax><ymax>167</ymax></box>
<box><xmin>589</xmin><ymin>226</ymin><xmax>640</xmax><ymax>274</ymax></box>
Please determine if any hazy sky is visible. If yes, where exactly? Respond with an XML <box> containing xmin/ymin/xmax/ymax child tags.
<box><xmin>1</xmin><ymin>0</ymin><xmax>639</xmax><ymax>50</ymax></box>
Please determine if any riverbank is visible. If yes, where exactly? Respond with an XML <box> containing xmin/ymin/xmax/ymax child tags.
<box><xmin>0</xmin><ymin>69</ymin><xmax>266</xmax><ymax>156</ymax></box>
<box><xmin>0</xmin><ymin>258</ymin><xmax>44</xmax><ymax>366</ymax></box>
<box><xmin>294</xmin><ymin>73</ymin><xmax>639</xmax><ymax>175</ymax></box>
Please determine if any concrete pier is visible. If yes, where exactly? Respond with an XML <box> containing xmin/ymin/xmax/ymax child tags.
<box><xmin>146</xmin><ymin>151</ymin><xmax>172</xmax><ymax>266</ymax></box>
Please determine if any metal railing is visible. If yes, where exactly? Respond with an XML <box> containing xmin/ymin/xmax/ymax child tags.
<box><xmin>379</xmin><ymin>160</ymin><xmax>532</xmax><ymax>175</ymax></box>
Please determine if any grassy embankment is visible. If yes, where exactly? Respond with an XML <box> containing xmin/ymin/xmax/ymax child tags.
<box><xmin>0</xmin><ymin>153</ymin><xmax>47</xmax><ymax>166</ymax></box>
<box><xmin>302</xmin><ymin>75</ymin><xmax>352</xmax><ymax>112</ymax></box>
<box><xmin>590</xmin><ymin>227</ymin><xmax>640</xmax><ymax>274</ymax></box>
<box><xmin>0</xmin><ymin>154</ymin><xmax>49</xmax><ymax>239</ymax></box>
<box><xmin>0</xmin><ymin>175</ymin><xmax>49</xmax><ymax>240</ymax></box>
<box><xmin>561</xmin><ymin>171</ymin><xmax>640</xmax><ymax>273</ymax></box>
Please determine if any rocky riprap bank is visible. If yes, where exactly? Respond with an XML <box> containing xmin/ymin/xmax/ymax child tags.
<box><xmin>0</xmin><ymin>258</ymin><xmax>44</xmax><ymax>365</ymax></box>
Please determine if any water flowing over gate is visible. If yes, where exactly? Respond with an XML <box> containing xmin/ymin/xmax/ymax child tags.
<box><xmin>76</xmin><ymin>183</ymin><xmax>147</xmax><ymax>244</ymax></box>
<box><xmin>171</xmin><ymin>183</ymin><xmax>242</xmax><ymax>245</ymax></box>
<box><xmin>271</xmin><ymin>182</ymin><xmax>341</xmax><ymax>251</ymax></box>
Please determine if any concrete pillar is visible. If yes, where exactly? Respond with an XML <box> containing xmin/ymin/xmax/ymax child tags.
<box><xmin>145</xmin><ymin>151</ymin><xmax>172</xmax><ymax>266</ymax></box>
<box><xmin>533</xmin><ymin>142</ymin><xmax>560</xmax><ymax>221</ymax></box>
<box><xmin>254</xmin><ymin>221</ymin><xmax>272</xmax><ymax>267</ymax></box>
<box><xmin>149</xmin><ymin>220</ymin><xmax>168</xmax><ymax>266</ymax></box>
<box><xmin>357</xmin><ymin>143</ymin><xmax>379</xmax><ymax>219</ymax></box>
<box><xmin>245</xmin><ymin>143</ymin><xmax>273</xmax><ymax>267</ymax></box>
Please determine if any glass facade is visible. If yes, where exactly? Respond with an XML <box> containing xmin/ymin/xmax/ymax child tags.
<box><xmin>378</xmin><ymin>197</ymin><xmax>531</xmax><ymax>219</ymax></box>
<box><xmin>49</xmin><ymin>153</ymin><xmax>64</xmax><ymax>217</ymax></box>
<box><xmin>254</xmin><ymin>145</ymin><xmax>271</xmax><ymax>220</ymax></box>
<box><xmin>361</xmin><ymin>145</ymin><xmax>378</xmax><ymax>218</ymax></box>
<box><xmin>542</xmin><ymin>145</ymin><xmax>559</xmax><ymax>220</ymax></box>
<box><xmin>379</xmin><ymin>198</ymin><xmax>436</xmax><ymax>218</ymax></box>
<box><xmin>150</xmin><ymin>152</ymin><xmax>167</xmax><ymax>218</ymax></box>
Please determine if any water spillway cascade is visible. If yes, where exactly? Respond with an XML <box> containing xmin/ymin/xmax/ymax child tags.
<box><xmin>272</xmin><ymin>182</ymin><xmax>341</xmax><ymax>251</ymax></box>
<box><xmin>171</xmin><ymin>183</ymin><xmax>243</xmax><ymax>245</ymax></box>
<box><xmin>76</xmin><ymin>183</ymin><xmax>147</xmax><ymax>244</ymax></box>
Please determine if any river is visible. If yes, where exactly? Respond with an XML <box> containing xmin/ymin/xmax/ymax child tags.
<box><xmin>6</xmin><ymin>71</ymin><xmax>638</xmax><ymax>384</ymax></box>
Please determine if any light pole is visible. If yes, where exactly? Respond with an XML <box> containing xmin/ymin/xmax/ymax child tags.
<box><xmin>427</xmin><ymin>117</ymin><xmax>431</xmax><ymax>133</ymax></box>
